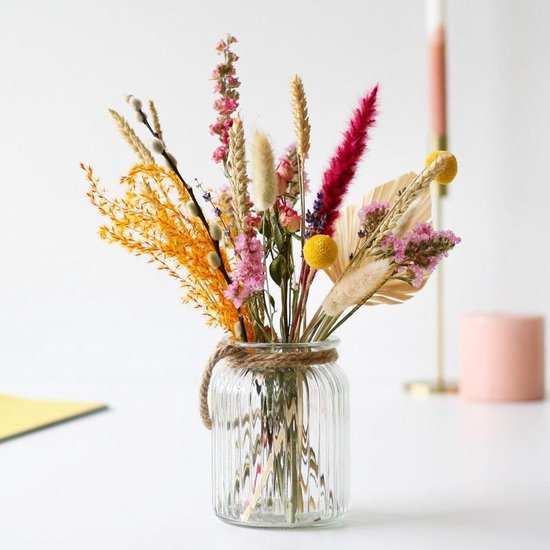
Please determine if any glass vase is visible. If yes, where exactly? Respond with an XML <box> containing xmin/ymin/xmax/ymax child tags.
<box><xmin>210</xmin><ymin>338</ymin><xmax>349</xmax><ymax>528</ymax></box>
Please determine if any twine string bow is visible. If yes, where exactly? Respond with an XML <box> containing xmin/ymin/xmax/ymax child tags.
<box><xmin>199</xmin><ymin>341</ymin><xmax>338</xmax><ymax>429</ymax></box>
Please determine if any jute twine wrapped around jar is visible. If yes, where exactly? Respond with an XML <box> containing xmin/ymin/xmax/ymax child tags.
<box><xmin>199</xmin><ymin>341</ymin><xmax>338</xmax><ymax>429</ymax></box>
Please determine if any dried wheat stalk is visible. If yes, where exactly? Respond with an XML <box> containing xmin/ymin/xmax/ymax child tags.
<box><xmin>228</xmin><ymin>116</ymin><xmax>249</xmax><ymax>232</ymax></box>
<box><xmin>290</xmin><ymin>75</ymin><xmax>310</xmax><ymax>159</ymax></box>
<box><xmin>108</xmin><ymin>109</ymin><xmax>155</xmax><ymax>164</ymax></box>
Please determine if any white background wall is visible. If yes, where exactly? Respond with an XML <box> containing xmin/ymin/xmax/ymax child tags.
<box><xmin>1</xmin><ymin>0</ymin><xmax>549</xmax><ymax>385</ymax></box>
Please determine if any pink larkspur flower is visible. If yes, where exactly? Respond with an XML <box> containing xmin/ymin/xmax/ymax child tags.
<box><xmin>210</xmin><ymin>36</ymin><xmax>241</xmax><ymax>165</ymax></box>
<box><xmin>213</xmin><ymin>97</ymin><xmax>238</xmax><ymax>115</ymax></box>
<box><xmin>247</xmin><ymin>212</ymin><xmax>261</xmax><ymax>231</ymax></box>
<box><xmin>215</xmin><ymin>40</ymin><xmax>228</xmax><ymax>53</ymax></box>
<box><xmin>209</xmin><ymin>122</ymin><xmax>223</xmax><ymax>136</ymax></box>
<box><xmin>227</xmin><ymin>76</ymin><xmax>240</xmax><ymax>88</ymax></box>
<box><xmin>212</xmin><ymin>146</ymin><xmax>228</xmax><ymax>163</ymax></box>
<box><xmin>210</xmin><ymin>64</ymin><xmax>225</xmax><ymax>80</ymax></box>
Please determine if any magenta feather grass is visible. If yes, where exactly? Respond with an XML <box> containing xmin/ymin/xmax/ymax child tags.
<box><xmin>315</xmin><ymin>84</ymin><xmax>379</xmax><ymax>236</ymax></box>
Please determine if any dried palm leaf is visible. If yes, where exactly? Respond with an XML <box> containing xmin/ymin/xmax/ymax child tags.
<box><xmin>325</xmin><ymin>172</ymin><xmax>431</xmax><ymax>306</ymax></box>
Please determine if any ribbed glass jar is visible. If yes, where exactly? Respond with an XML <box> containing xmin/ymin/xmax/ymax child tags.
<box><xmin>210</xmin><ymin>338</ymin><xmax>349</xmax><ymax>528</ymax></box>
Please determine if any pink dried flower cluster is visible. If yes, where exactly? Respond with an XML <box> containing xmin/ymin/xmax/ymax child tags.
<box><xmin>276</xmin><ymin>144</ymin><xmax>309</xmax><ymax>199</ymax></box>
<box><xmin>382</xmin><ymin>223</ymin><xmax>461</xmax><ymax>287</ymax></box>
<box><xmin>278</xmin><ymin>202</ymin><xmax>302</xmax><ymax>233</ymax></box>
<box><xmin>224</xmin><ymin>233</ymin><xmax>266</xmax><ymax>308</ymax></box>
<box><xmin>276</xmin><ymin>158</ymin><xmax>294</xmax><ymax>193</ymax></box>
<box><xmin>247</xmin><ymin>211</ymin><xmax>262</xmax><ymax>231</ymax></box>
<box><xmin>358</xmin><ymin>201</ymin><xmax>390</xmax><ymax>236</ymax></box>
<box><xmin>210</xmin><ymin>34</ymin><xmax>240</xmax><ymax>164</ymax></box>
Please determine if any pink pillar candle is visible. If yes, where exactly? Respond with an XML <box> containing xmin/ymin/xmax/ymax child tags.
<box><xmin>459</xmin><ymin>313</ymin><xmax>545</xmax><ymax>402</ymax></box>
<box><xmin>427</xmin><ymin>0</ymin><xmax>447</xmax><ymax>139</ymax></box>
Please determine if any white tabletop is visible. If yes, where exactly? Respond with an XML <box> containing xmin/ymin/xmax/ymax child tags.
<box><xmin>1</xmin><ymin>375</ymin><xmax>549</xmax><ymax>549</ymax></box>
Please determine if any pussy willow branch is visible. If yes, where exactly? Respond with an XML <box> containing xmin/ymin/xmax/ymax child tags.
<box><xmin>137</xmin><ymin>106</ymin><xmax>248</xmax><ymax>341</ymax></box>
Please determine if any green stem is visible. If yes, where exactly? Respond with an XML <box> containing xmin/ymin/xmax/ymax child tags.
<box><xmin>261</xmin><ymin>213</ymin><xmax>277</xmax><ymax>338</ymax></box>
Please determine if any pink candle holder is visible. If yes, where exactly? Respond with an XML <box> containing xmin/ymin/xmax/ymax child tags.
<box><xmin>459</xmin><ymin>313</ymin><xmax>545</xmax><ymax>402</ymax></box>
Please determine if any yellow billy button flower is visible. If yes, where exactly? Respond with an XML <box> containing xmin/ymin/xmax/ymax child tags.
<box><xmin>426</xmin><ymin>150</ymin><xmax>458</xmax><ymax>184</ymax></box>
<box><xmin>303</xmin><ymin>234</ymin><xmax>338</xmax><ymax>270</ymax></box>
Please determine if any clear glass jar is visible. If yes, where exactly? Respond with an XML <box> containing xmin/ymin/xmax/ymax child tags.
<box><xmin>210</xmin><ymin>338</ymin><xmax>349</xmax><ymax>528</ymax></box>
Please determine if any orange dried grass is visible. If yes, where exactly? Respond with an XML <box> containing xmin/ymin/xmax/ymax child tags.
<box><xmin>83</xmin><ymin>162</ymin><xmax>239</xmax><ymax>333</ymax></box>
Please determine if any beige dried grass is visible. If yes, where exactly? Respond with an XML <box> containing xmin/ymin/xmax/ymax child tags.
<box><xmin>108</xmin><ymin>109</ymin><xmax>155</xmax><ymax>164</ymax></box>
<box><xmin>228</xmin><ymin>116</ymin><xmax>250</xmax><ymax>232</ymax></box>
<box><xmin>290</xmin><ymin>75</ymin><xmax>310</xmax><ymax>159</ymax></box>
<box><xmin>251</xmin><ymin>131</ymin><xmax>277</xmax><ymax>211</ymax></box>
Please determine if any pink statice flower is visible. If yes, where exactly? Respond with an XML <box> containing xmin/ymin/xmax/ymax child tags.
<box><xmin>381</xmin><ymin>233</ymin><xmax>406</xmax><ymax>263</ymax></box>
<box><xmin>358</xmin><ymin>201</ymin><xmax>390</xmax><ymax>222</ymax></box>
<box><xmin>358</xmin><ymin>201</ymin><xmax>390</xmax><ymax>236</ymax></box>
<box><xmin>382</xmin><ymin>223</ymin><xmax>461</xmax><ymax>287</ymax></box>
<box><xmin>224</xmin><ymin>234</ymin><xmax>266</xmax><ymax>308</ymax></box>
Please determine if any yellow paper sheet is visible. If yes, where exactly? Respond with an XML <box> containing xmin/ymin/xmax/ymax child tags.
<box><xmin>0</xmin><ymin>393</ymin><xmax>107</xmax><ymax>442</ymax></box>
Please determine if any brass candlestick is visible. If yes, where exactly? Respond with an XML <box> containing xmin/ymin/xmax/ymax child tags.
<box><xmin>405</xmin><ymin>1</ymin><xmax>457</xmax><ymax>395</ymax></box>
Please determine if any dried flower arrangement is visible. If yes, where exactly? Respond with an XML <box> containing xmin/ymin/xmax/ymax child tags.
<box><xmin>82</xmin><ymin>34</ymin><xmax>460</xmax><ymax>344</ymax></box>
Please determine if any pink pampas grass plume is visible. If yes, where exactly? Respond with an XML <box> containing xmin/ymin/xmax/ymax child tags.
<box><xmin>314</xmin><ymin>85</ymin><xmax>379</xmax><ymax>236</ymax></box>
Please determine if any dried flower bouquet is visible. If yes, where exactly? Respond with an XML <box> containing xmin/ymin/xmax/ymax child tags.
<box><xmin>83</xmin><ymin>34</ymin><xmax>460</xmax><ymax>345</ymax></box>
